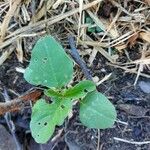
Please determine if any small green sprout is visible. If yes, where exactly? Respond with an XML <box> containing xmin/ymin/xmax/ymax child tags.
<box><xmin>24</xmin><ymin>36</ymin><xmax>116</xmax><ymax>143</ymax></box>
<box><xmin>85</xmin><ymin>17</ymin><xmax>103</xmax><ymax>33</ymax></box>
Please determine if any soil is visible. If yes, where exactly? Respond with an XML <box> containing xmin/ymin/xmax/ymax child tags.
<box><xmin>0</xmin><ymin>0</ymin><xmax>150</xmax><ymax>150</ymax></box>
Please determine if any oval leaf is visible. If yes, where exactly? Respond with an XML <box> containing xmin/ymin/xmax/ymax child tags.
<box><xmin>79</xmin><ymin>91</ymin><xmax>116</xmax><ymax>129</ymax></box>
<box><xmin>63</xmin><ymin>80</ymin><xmax>96</xmax><ymax>99</ymax></box>
<box><xmin>24</xmin><ymin>36</ymin><xmax>73</xmax><ymax>88</ymax></box>
<box><xmin>30</xmin><ymin>98</ymin><xmax>72</xmax><ymax>143</ymax></box>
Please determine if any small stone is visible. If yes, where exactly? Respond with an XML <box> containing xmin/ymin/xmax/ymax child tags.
<box><xmin>93</xmin><ymin>76</ymin><xmax>99</xmax><ymax>83</ymax></box>
<box><xmin>138</xmin><ymin>81</ymin><xmax>150</xmax><ymax>94</ymax></box>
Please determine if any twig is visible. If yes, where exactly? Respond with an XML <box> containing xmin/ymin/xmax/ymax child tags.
<box><xmin>68</xmin><ymin>36</ymin><xmax>92</xmax><ymax>80</ymax></box>
<box><xmin>115</xmin><ymin>119</ymin><xmax>128</xmax><ymax>125</ymax></box>
<box><xmin>114</xmin><ymin>137</ymin><xmax>150</xmax><ymax>145</ymax></box>
<box><xmin>2</xmin><ymin>88</ymin><xmax>22</xmax><ymax>150</ymax></box>
<box><xmin>97</xmin><ymin>129</ymin><xmax>100</xmax><ymax>150</ymax></box>
<box><xmin>0</xmin><ymin>89</ymin><xmax>42</xmax><ymax>115</ymax></box>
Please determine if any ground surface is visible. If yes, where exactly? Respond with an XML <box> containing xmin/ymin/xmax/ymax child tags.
<box><xmin>0</xmin><ymin>0</ymin><xmax>150</xmax><ymax>150</ymax></box>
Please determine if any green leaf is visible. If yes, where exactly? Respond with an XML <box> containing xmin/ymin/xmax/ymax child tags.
<box><xmin>44</xmin><ymin>88</ymin><xmax>63</xmax><ymax>98</ymax></box>
<box><xmin>85</xmin><ymin>17</ymin><xmax>103</xmax><ymax>33</ymax></box>
<box><xmin>30</xmin><ymin>98</ymin><xmax>72</xmax><ymax>143</ymax></box>
<box><xmin>95</xmin><ymin>26</ymin><xmax>103</xmax><ymax>32</ymax></box>
<box><xmin>63</xmin><ymin>80</ymin><xmax>96</xmax><ymax>99</ymax></box>
<box><xmin>24</xmin><ymin>36</ymin><xmax>73</xmax><ymax>88</ymax></box>
<box><xmin>86</xmin><ymin>17</ymin><xmax>95</xmax><ymax>33</ymax></box>
<box><xmin>79</xmin><ymin>91</ymin><xmax>116</xmax><ymax>129</ymax></box>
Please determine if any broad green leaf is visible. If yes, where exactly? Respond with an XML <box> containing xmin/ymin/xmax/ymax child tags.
<box><xmin>44</xmin><ymin>88</ymin><xmax>63</xmax><ymax>98</ymax></box>
<box><xmin>63</xmin><ymin>80</ymin><xmax>96</xmax><ymax>99</ymax></box>
<box><xmin>24</xmin><ymin>36</ymin><xmax>73</xmax><ymax>88</ymax></box>
<box><xmin>79</xmin><ymin>91</ymin><xmax>116</xmax><ymax>129</ymax></box>
<box><xmin>30</xmin><ymin>98</ymin><xmax>72</xmax><ymax>143</ymax></box>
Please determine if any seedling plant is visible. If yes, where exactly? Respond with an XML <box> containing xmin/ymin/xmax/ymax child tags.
<box><xmin>24</xmin><ymin>36</ymin><xmax>116</xmax><ymax>143</ymax></box>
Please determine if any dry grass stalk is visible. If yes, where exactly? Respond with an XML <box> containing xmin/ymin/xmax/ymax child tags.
<box><xmin>0</xmin><ymin>0</ymin><xmax>22</xmax><ymax>42</ymax></box>
<box><xmin>114</xmin><ymin>137</ymin><xmax>150</xmax><ymax>145</ymax></box>
<box><xmin>77</xmin><ymin>0</ymin><xmax>84</xmax><ymax>40</ymax></box>
<box><xmin>140</xmin><ymin>31</ymin><xmax>150</xmax><ymax>43</ymax></box>
<box><xmin>85</xmin><ymin>36</ymin><xmax>116</xmax><ymax>63</ymax></box>
<box><xmin>0</xmin><ymin>48</ymin><xmax>14</xmax><ymax>65</ymax></box>
<box><xmin>53</xmin><ymin>0</ymin><xmax>64</xmax><ymax>9</ymax></box>
<box><xmin>16</xmin><ymin>38</ymin><xmax>23</xmax><ymax>63</ymax></box>
<box><xmin>79</xmin><ymin>40</ymin><xmax>108</xmax><ymax>48</ymax></box>
<box><xmin>31</xmin><ymin>0</ymin><xmax>55</xmax><ymax>22</ymax></box>
<box><xmin>107</xmin><ymin>63</ymin><xmax>150</xmax><ymax>79</ymax></box>
<box><xmin>1</xmin><ymin>0</ymin><xmax>102</xmax><ymax>50</ymax></box>
<box><xmin>96</xmin><ymin>73</ymin><xmax>112</xmax><ymax>86</ymax></box>
<box><xmin>100</xmin><ymin>9</ymin><xmax>121</xmax><ymax>42</ymax></box>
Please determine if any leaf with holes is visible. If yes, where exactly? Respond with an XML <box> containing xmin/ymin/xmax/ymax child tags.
<box><xmin>24</xmin><ymin>36</ymin><xmax>73</xmax><ymax>88</ymax></box>
<box><xmin>79</xmin><ymin>91</ymin><xmax>116</xmax><ymax>129</ymax></box>
<box><xmin>30</xmin><ymin>98</ymin><xmax>72</xmax><ymax>143</ymax></box>
<box><xmin>63</xmin><ymin>80</ymin><xmax>96</xmax><ymax>99</ymax></box>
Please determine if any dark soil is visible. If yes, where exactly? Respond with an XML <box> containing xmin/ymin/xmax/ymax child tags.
<box><xmin>0</xmin><ymin>43</ymin><xmax>150</xmax><ymax>150</ymax></box>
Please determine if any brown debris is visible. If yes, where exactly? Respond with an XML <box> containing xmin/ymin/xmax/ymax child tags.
<box><xmin>127</xmin><ymin>32</ymin><xmax>139</xmax><ymax>48</ymax></box>
<box><xmin>0</xmin><ymin>89</ymin><xmax>42</xmax><ymax>115</ymax></box>
<box><xmin>144</xmin><ymin>0</ymin><xmax>150</xmax><ymax>6</ymax></box>
<box><xmin>139</xmin><ymin>31</ymin><xmax>150</xmax><ymax>43</ymax></box>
